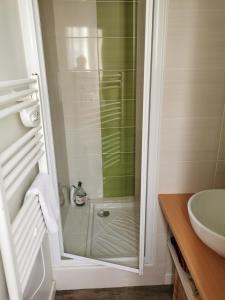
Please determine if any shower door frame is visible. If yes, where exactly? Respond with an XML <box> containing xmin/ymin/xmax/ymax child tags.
<box><xmin>17</xmin><ymin>0</ymin><xmax>169</xmax><ymax>279</ymax></box>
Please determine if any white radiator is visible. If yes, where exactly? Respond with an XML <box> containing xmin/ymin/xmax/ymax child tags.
<box><xmin>0</xmin><ymin>76</ymin><xmax>47</xmax><ymax>300</ymax></box>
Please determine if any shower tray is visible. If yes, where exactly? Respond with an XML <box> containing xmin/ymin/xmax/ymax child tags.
<box><xmin>86</xmin><ymin>200</ymin><xmax>140</xmax><ymax>261</ymax></box>
<box><xmin>62</xmin><ymin>198</ymin><xmax>140</xmax><ymax>265</ymax></box>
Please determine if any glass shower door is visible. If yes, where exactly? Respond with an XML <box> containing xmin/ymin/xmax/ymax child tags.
<box><xmin>38</xmin><ymin>0</ymin><xmax>151</xmax><ymax>274</ymax></box>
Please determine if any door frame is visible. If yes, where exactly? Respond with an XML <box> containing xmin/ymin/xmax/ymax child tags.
<box><xmin>17</xmin><ymin>0</ymin><xmax>170</xmax><ymax>284</ymax></box>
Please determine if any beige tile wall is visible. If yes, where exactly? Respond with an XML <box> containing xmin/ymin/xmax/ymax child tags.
<box><xmin>159</xmin><ymin>0</ymin><xmax>225</xmax><ymax>193</ymax></box>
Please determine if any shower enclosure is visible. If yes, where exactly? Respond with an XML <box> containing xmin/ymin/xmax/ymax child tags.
<box><xmin>38</xmin><ymin>0</ymin><xmax>147</xmax><ymax>272</ymax></box>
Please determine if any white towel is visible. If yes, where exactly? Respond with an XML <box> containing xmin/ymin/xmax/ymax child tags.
<box><xmin>25</xmin><ymin>173</ymin><xmax>58</xmax><ymax>233</ymax></box>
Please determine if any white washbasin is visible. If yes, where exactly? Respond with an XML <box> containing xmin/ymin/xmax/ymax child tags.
<box><xmin>188</xmin><ymin>190</ymin><xmax>225</xmax><ymax>257</ymax></box>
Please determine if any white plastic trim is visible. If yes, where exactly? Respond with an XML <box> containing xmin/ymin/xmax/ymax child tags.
<box><xmin>144</xmin><ymin>0</ymin><xmax>169</xmax><ymax>264</ymax></box>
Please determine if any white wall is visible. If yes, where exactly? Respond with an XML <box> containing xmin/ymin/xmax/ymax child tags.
<box><xmin>0</xmin><ymin>0</ymin><xmax>53</xmax><ymax>299</ymax></box>
<box><xmin>159</xmin><ymin>0</ymin><xmax>225</xmax><ymax>193</ymax></box>
<box><xmin>0</xmin><ymin>0</ymin><xmax>27</xmax><ymax>81</ymax></box>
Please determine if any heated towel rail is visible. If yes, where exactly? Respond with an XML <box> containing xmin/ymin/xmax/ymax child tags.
<box><xmin>0</xmin><ymin>76</ymin><xmax>47</xmax><ymax>300</ymax></box>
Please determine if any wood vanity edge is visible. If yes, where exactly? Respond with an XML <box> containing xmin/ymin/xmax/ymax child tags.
<box><xmin>159</xmin><ymin>194</ymin><xmax>225</xmax><ymax>300</ymax></box>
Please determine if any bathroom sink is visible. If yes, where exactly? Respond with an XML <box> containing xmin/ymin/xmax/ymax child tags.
<box><xmin>188</xmin><ymin>190</ymin><xmax>225</xmax><ymax>257</ymax></box>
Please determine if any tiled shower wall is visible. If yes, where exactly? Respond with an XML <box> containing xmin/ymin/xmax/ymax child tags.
<box><xmin>159</xmin><ymin>0</ymin><xmax>225</xmax><ymax>192</ymax></box>
<box><xmin>53</xmin><ymin>0</ymin><xmax>104</xmax><ymax>199</ymax></box>
<box><xmin>97</xmin><ymin>1</ymin><xmax>137</xmax><ymax>197</ymax></box>
<box><xmin>42</xmin><ymin>0</ymin><xmax>137</xmax><ymax>199</ymax></box>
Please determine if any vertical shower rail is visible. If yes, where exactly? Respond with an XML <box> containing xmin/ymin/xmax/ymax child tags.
<box><xmin>0</xmin><ymin>76</ymin><xmax>47</xmax><ymax>300</ymax></box>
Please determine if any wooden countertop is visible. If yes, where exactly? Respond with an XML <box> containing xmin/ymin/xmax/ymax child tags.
<box><xmin>159</xmin><ymin>194</ymin><xmax>225</xmax><ymax>300</ymax></box>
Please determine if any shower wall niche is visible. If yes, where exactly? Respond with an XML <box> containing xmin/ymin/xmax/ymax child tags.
<box><xmin>39</xmin><ymin>0</ymin><xmax>138</xmax><ymax>200</ymax></box>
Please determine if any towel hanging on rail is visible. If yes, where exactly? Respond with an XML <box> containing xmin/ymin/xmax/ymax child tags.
<box><xmin>25</xmin><ymin>173</ymin><xmax>58</xmax><ymax>233</ymax></box>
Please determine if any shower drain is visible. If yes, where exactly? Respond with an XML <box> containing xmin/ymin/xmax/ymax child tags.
<box><xmin>97</xmin><ymin>209</ymin><xmax>110</xmax><ymax>217</ymax></box>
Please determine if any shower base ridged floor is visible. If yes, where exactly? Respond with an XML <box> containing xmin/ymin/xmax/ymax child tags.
<box><xmin>61</xmin><ymin>198</ymin><xmax>139</xmax><ymax>261</ymax></box>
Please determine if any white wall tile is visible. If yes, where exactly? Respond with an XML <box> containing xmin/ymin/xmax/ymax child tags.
<box><xmin>52</xmin><ymin>0</ymin><xmax>103</xmax><ymax>198</ymax></box>
<box><xmin>169</xmin><ymin>0</ymin><xmax>225</xmax><ymax>11</ymax></box>
<box><xmin>166</xmin><ymin>8</ymin><xmax>225</xmax><ymax>71</ymax></box>
<box><xmin>56</xmin><ymin>36</ymin><xmax>98</xmax><ymax>71</ymax></box>
<box><xmin>159</xmin><ymin>161</ymin><xmax>215</xmax><ymax>193</ymax></box>
<box><xmin>54</xmin><ymin>0</ymin><xmax>99</xmax><ymax>70</ymax></box>
<box><xmin>167</xmin><ymin>10</ymin><xmax>225</xmax><ymax>33</ymax></box>
<box><xmin>159</xmin><ymin>0</ymin><xmax>225</xmax><ymax>193</ymax></box>
<box><xmin>166</xmin><ymin>32</ymin><xmax>225</xmax><ymax>70</ymax></box>
<box><xmin>163</xmin><ymin>83</ymin><xmax>225</xmax><ymax>118</ymax></box>
<box><xmin>68</xmin><ymin>156</ymin><xmax>103</xmax><ymax>199</ymax></box>
<box><xmin>160</xmin><ymin>117</ymin><xmax>221</xmax><ymax>162</ymax></box>
<box><xmin>165</xmin><ymin>68</ymin><xmax>225</xmax><ymax>85</ymax></box>
<box><xmin>214</xmin><ymin>161</ymin><xmax>225</xmax><ymax>188</ymax></box>
<box><xmin>54</xmin><ymin>0</ymin><xmax>98</xmax><ymax>38</ymax></box>
<box><xmin>58</xmin><ymin>71</ymin><xmax>100</xmax><ymax>101</ymax></box>
<box><xmin>218</xmin><ymin>119</ymin><xmax>225</xmax><ymax>160</ymax></box>
<box><xmin>63</xmin><ymin>100</ymin><xmax>102</xmax><ymax>130</ymax></box>
<box><xmin>66</xmin><ymin>128</ymin><xmax>102</xmax><ymax>157</ymax></box>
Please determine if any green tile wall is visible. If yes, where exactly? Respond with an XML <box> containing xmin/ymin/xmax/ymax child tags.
<box><xmin>98</xmin><ymin>38</ymin><xmax>136</xmax><ymax>70</ymax></box>
<box><xmin>100</xmin><ymin>71</ymin><xmax>136</xmax><ymax>100</ymax></box>
<box><xmin>103</xmin><ymin>176</ymin><xmax>135</xmax><ymax>197</ymax></box>
<box><xmin>100</xmin><ymin>100</ymin><xmax>136</xmax><ymax>128</ymax></box>
<box><xmin>102</xmin><ymin>127</ymin><xmax>135</xmax><ymax>153</ymax></box>
<box><xmin>97</xmin><ymin>2</ymin><xmax>136</xmax><ymax>37</ymax></box>
<box><xmin>103</xmin><ymin>153</ymin><xmax>135</xmax><ymax>176</ymax></box>
<box><xmin>97</xmin><ymin>1</ymin><xmax>137</xmax><ymax>197</ymax></box>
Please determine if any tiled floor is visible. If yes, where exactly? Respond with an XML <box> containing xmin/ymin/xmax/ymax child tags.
<box><xmin>55</xmin><ymin>285</ymin><xmax>173</xmax><ymax>300</ymax></box>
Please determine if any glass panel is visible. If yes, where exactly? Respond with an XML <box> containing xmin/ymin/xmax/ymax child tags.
<box><xmin>38</xmin><ymin>0</ymin><xmax>146</xmax><ymax>269</ymax></box>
